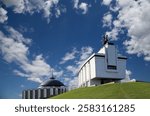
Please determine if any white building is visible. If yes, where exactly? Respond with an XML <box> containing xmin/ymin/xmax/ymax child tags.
<box><xmin>78</xmin><ymin>38</ymin><xmax>127</xmax><ymax>87</ymax></box>
<box><xmin>22</xmin><ymin>77</ymin><xmax>67</xmax><ymax>99</ymax></box>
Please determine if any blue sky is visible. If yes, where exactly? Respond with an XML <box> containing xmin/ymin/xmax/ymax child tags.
<box><xmin>0</xmin><ymin>0</ymin><xmax>150</xmax><ymax>99</ymax></box>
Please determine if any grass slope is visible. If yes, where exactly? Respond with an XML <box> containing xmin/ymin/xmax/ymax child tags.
<box><xmin>52</xmin><ymin>82</ymin><xmax>150</xmax><ymax>99</ymax></box>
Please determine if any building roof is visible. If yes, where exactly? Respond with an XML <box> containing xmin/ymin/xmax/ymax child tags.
<box><xmin>41</xmin><ymin>77</ymin><xmax>65</xmax><ymax>87</ymax></box>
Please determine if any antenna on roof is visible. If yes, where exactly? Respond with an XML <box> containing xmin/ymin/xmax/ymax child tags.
<box><xmin>50</xmin><ymin>69</ymin><xmax>55</xmax><ymax>79</ymax></box>
<box><xmin>102</xmin><ymin>35</ymin><xmax>109</xmax><ymax>46</ymax></box>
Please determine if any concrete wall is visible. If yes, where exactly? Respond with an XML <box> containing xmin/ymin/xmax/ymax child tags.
<box><xmin>95</xmin><ymin>56</ymin><xmax>126</xmax><ymax>79</ymax></box>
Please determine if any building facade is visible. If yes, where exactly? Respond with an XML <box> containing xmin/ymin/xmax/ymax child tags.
<box><xmin>78</xmin><ymin>41</ymin><xmax>127</xmax><ymax>87</ymax></box>
<box><xmin>22</xmin><ymin>77</ymin><xmax>67</xmax><ymax>99</ymax></box>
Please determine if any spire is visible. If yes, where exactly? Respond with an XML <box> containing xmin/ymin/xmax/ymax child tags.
<box><xmin>50</xmin><ymin>69</ymin><xmax>55</xmax><ymax>79</ymax></box>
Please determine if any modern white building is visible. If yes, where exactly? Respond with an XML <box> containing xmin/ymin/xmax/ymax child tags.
<box><xmin>78</xmin><ymin>37</ymin><xmax>127</xmax><ymax>87</ymax></box>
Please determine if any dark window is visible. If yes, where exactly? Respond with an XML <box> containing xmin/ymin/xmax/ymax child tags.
<box><xmin>35</xmin><ymin>90</ymin><xmax>38</xmax><ymax>99</ymax></box>
<box><xmin>47</xmin><ymin>88</ymin><xmax>50</xmax><ymax>97</ymax></box>
<box><xmin>25</xmin><ymin>91</ymin><xmax>28</xmax><ymax>99</ymax></box>
<box><xmin>58</xmin><ymin>88</ymin><xmax>61</xmax><ymax>94</ymax></box>
<box><xmin>30</xmin><ymin>90</ymin><xmax>33</xmax><ymax>99</ymax></box>
<box><xmin>53</xmin><ymin>88</ymin><xmax>56</xmax><ymax>95</ymax></box>
<box><xmin>40</xmin><ymin>89</ymin><xmax>44</xmax><ymax>99</ymax></box>
<box><xmin>107</xmin><ymin>65</ymin><xmax>117</xmax><ymax>70</ymax></box>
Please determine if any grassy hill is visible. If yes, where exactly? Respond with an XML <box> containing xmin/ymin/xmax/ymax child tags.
<box><xmin>52</xmin><ymin>82</ymin><xmax>150</xmax><ymax>99</ymax></box>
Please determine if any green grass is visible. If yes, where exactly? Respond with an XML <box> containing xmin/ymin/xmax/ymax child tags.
<box><xmin>52</xmin><ymin>82</ymin><xmax>150</xmax><ymax>99</ymax></box>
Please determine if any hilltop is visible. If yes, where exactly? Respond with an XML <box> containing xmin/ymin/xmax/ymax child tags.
<box><xmin>52</xmin><ymin>82</ymin><xmax>150</xmax><ymax>99</ymax></box>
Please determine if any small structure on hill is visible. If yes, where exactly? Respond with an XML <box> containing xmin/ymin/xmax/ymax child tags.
<box><xmin>78</xmin><ymin>35</ymin><xmax>127</xmax><ymax>87</ymax></box>
<box><xmin>22</xmin><ymin>77</ymin><xmax>67</xmax><ymax>99</ymax></box>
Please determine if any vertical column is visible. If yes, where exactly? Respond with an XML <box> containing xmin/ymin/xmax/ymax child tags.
<box><xmin>46</xmin><ymin>88</ymin><xmax>50</xmax><ymax>98</ymax></box>
<box><xmin>27</xmin><ymin>90</ymin><xmax>30</xmax><ymax>99</ymax></box>
<box><xmin>50</xmin><ymin>88</ymin><xmax>53</xmax><ymax>96</ymax></box>
<box><xmin>89</xmin><ymin>61</ymin><xmax>91</xmax><ymax>86</ymax></box>
<box><xmin>44</xmin><ymin>88</ymin><xmax>47</xmax><ymax>98</ymax></box>
<box><xmin>38</xmin><ymin>89</ymin><xmax>41</xmax><ymax>99</ymax></box>
<box><xmin>84</xmin><ymin>64</ymin><xmax>87</xmax><ymax>86</ymax></box>
<box><xmin>81</xmin><ymin>69</ymin><xmax>83</xmax><ymax>87</ymax></box>
<box><xmin>83</xmin><ymin>66</ymin><xmax>86</xmax><ymax>86</ymax></box>
<box><xmin>78</xmin><ymin>72</ymin><xmax>80</xmax><ymax>87</ymax></box>
<box><xmin>32</xmin><ymin>90</ymin><xmax>35</xmax><ymax>99</ymax></box>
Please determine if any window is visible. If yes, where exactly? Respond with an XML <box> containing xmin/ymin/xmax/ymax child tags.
<box><xmin>107</xmin><ymin>65</ymin><xmax>117</xmax><ymax>70</ymax></box>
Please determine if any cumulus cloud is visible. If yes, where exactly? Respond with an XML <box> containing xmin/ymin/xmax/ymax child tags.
<box><xmin>0</xmin><ymin>27</ymin><xmax>30</xmax><ymax>64</ymax></box>
<box><xmin>78</xmin><ymin>3</ymin><xmax>89</xmax><ymax>14</ymax></box>
<box><xmin>102</xmin><ymin>0</ymin><xmax>112</xmax><ymax>6</ymax></box>
<box><xmin>61</xmin><ymin>46</ymin><xmax>93</xmax><ymax>89</ymax></box>
<box><xmin>73</xmin><ymin>0</ymin><xmax>79</xmax><ymax>9</ymax></box>
<box><xmin>2</xmin><ymin>0</ymin><xmax>61</xmax><ymax>23</ymax></box>
<box><xmin>61</xmin><ymin>46</ymin><xmax>93</xmax><ymax>74</ymax></box>
<box><xmin>66</xmin><ymin>65</ymin><xmax>78</xmax><ymax>76</ymax></box>
<box><xmin>121</xmin><ymin>70</ymin><xmax>136</xmax><ymax>83</ymax></box>
<box><xmin>79</xmin><ymin>46</ymin><xmax>93</xmax><ymax>64</ymax></box>
<box><xmin>60</xmin><ymin>48</ymin><xmax>78</xmax><ymax>64</ymax></box>
<box><xmin>73</xmin><ymin>0</ymin><xmax>89</xmax><ymax>14</ymax></box>
<box><xmin>103</xmin><ymin>12</ymin><xmax>112</xmax><ymax>27</ymax></box>
<box><xmin>102</xmin><ymin>0</ymin><xmax>150</xmax><ymax>61</ymax></box>
<box><xmin>2</xmin><ymin>0</ymin><xmax>25</xmax><ymax>13</ymax></box>
<box><xmin>0</xmin><ymin>7</ymin><xmax>8</xmax><ymax>23</ymax></box>
<box><xmin>68</xmin><ymin>77</ymin><xmax>78</xmax><ymax>90</ymax></box>
<box><xmin>0</xmin><ymin>27</ymin><xmax>62</xmax><ymax>83</ymax></box>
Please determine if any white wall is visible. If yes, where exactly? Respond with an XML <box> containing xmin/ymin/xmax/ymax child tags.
<box><xmin>90</xmin><ymin>57</ymin><xmax>96</xmax><ymax>79</ymax></box>
<box><xmin>78</xmin><ymin>43</ymin><xmax>127</xmax><ymax>87</ymax></box>
<box><xmin>95</xmin><ymin>56</ymin><xmax>126</xmax><ymax>79</ymax></box>
<box><xmin>106</xmin><ymin>45</ymin><xmax>117</xmax><ymax>66</ymax></box>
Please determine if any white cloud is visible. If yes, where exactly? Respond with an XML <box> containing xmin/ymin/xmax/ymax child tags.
<box><xmin>53</xmin><ymin>70</ymin><xmax>64</xmax><ymax>78</ymax></box>
<box><xmin>73</xmin><ymin>0</ymin><xmax>79</xmax><ymax>9</ymax></box>
<box><xmin>61</xmin><ymin>47</ymin><xmax>93</xmax><ymax>89</ymax></box>
<box><xmin>60</xmin><ymin>48</ymin><xmax>78</xmax><ymax>64</ymax></box>
<box><xmin>13</xmin><ymin>70</ymin><xmax>29</xmax><ymax>78</ymax></box>
<box><xmin>103</xmin><ymin>0</ymin><xmax>150</xmax><ymax>61</ymax></box>
<box><xmin>102</xmin><ymin>0</ymin><xmax>112</xmax><ymax>6</ymax></box>
<box><xmin>121</xmin><ymin>70</ymin><xmax>136</xmax><ymax>83</ymax></box>
<box><xmin>66</xmin><ymin>65</ymin><xmax>78</xmax><ymax>76</ymax></box>
<box><xmin>2</xmin><ymin>0</ymin><xmax>25</xmax><ymax>13</ymax></box>
<box><xmin>73</xmin><ymin>0</ymin><xmax>89</xmax><ymax>14</ymax></box>
<box><xmin>65</xmin><ymin>47</ymin><xmax>93</xmax><ymax>80</ymax></box>
<box><xmin>0</xmin><ymin>28</ymin><xmax>30</xmax><ymax>64</ymax></box>
<box><xmin>63</xmin><ymin>46</ymin><xmax>93</xmax><ymax>75</ymax></box>
<box><xmin>2</xmin><ymin>0</ymin><xmax>61</xmax><ymax>23</ymax></box>
<box><xmin>79</xmin><ymin>3</ymin><xmax>89</xmax><ymax>14</ymax></box>
<box><xmin>103</xmin><ymin>12</ymin><xmax>112</xmax><ymax>27</ymax></box>
<box><xmin>68</xmin><ymin>77</ymin><xmax>78</xmax><ymax>90</ymax></box>
<box><xmin>106</xmin><ymin>28</ymin><xmax>119</xmax><ymax>40</ymax></box>
<box><xmin>43</xmin><ymin>0</ymin><xmax>60</xmax><ymax>22</ymax></box>
<box><xmin>0</xmin><ymin>7</ymin><xmax>8</xmax><ymax>23</ymax></box>
<box><xmin>0</xmin><ymin>27</ymin><xmax>63</xmax><ymax>83</ymax></box>
<box><xmin>80</xmin><ymin>46</ymin><xmax>93</xmax><ymax>60</ymax></box>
